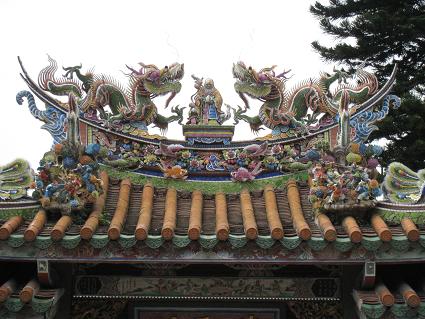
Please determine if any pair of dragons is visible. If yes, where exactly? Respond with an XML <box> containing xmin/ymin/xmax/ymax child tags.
<box><xmin>30</xmin><ymin>56</ymin><xmax>379</xmax><ymax>134</ymax></box>
<box><xmin>37</xmin><ymin>56</ymin><xmax>185</xmax><ymax>131</ymax></box>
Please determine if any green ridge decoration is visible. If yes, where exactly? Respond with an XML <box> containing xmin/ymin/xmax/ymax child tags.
<box><xmin>0</xmin><ymin>206</ymin><xmax>39</xmax><ymax>220</ymax></box>
<box><xmin>102</xmin><ymin>165</ymin><xmax>308</xmax><ymax>194</ymax></box>
<box><xmin>0</xmin><ymin>159</ymin><xmax>33</xmax><ymax>201</ymax></box>
<box><xmin>383</xmin><ymin>162</ymin><xmax>425</xmax><ymax>204</ymax></box>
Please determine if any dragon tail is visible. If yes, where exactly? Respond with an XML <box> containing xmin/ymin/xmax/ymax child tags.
<box><xmin>38</xmin><ymin>55</ymin><xmax>83</xmax><ymax>98</ymax></box>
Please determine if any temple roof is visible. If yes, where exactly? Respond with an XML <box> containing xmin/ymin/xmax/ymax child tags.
<box><xmin>1</xmin><ymin>172</ymin><xmax>425</xmax><ymax>263</ymax></box>
<box><xmin>0</xmin><ymin>278</ymin><xmax>63</xmax><ymax>319</ymax></box>
<box><xmin>353</xmin><ymin>280</ymin><xmax>425</xmax><ymax>319</ymax></box>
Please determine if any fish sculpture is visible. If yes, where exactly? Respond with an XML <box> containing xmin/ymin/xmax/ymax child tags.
<box><xmin>155</xmin><ymin>142</ymin><xmax>185</xmax><ymax>158</ymax></box>
<box><xmin>231</xmin><ymin>162</ymin><xmax>263</xmax><ymax>182</ymax></box>
<box><xmin>243</xmin><ymin>141</ymin><xmax>269</xmax><ymax>157</ymax></box>
<box><xmin>160</xmin><ymin>163</ymin><xmax>188</xmax><ymax>180</ymax></box>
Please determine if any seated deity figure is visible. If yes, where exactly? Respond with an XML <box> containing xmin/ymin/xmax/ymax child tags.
<box><xmin>190</xmin><ymin>75</ymin><xmax>224</xmax><ymax>125</ymax></box>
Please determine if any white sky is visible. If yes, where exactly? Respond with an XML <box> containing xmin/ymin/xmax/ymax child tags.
<box><xmin>0</xmin><ymin>0</ymin><xmax>336</xmax><ymax>169</ymax></box>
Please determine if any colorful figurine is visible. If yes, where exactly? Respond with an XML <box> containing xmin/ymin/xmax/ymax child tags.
<box><xmin>189</xmin><ymin>75</ymin><xmax>231</xmax><ymax>125</ymax></box>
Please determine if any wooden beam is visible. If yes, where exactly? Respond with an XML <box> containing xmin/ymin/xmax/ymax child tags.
<box><xmin>263</xmin><ymin>185</ymin><xmax>283</xmax><ymax>240</ymax></box>
<box><xmin>80</xmin><ymin>171</ymin><xmax>109</xmax><ymax>240</ymax></box>
<box><xmin>342</xmin><ymin>216</ymin><xmax>362</xmax><ymax>243</ymax></box>
<box><xmin>0</xmin><ymin>279</ymin><xmax>16</xmax><ymax>302</ymax></box>
<box><xmin>0</xmin><ymin>216</ymin><xmax>23</xmax><ymax>240</ymax></box>
<box><xmin>215</xmin><ymin>192</ymin><xmax>229</xmax><ymax>241</ymax></box>
<box><xmin>361</xmin><ymin>260</ymin><xmax>376</xmax><ymax>289</ymax></box>
<box><xmin>19</xmin><ymin>279</ymin><xmax>39</xmax><ymax>303</ymax></box>
<box><xmin>162</xmin><ymin>188</ymin><xmax>177</xmax><ymax>240</ymax></box>
<box><xmin>108</xmin><ymin>179</ymin><xmax>131</xmax><ymax>240</ymax></box>
<box><xmin>135</xmin><ymin>183</ymin><xmax>154</xmax><ymax>240</ymax></box>
<box><xmin>24</xmin><ymin>209</ymin><xmax>47</xmax><ymax>242</ymax></box>
<box><xmin>375</xmin><ymin>282</ymin><xmax>394</xmax><ymax>307</ymax></box>
<box><xmin>188</xmin><ymin>190</ymin><xmax>203</xmax><ymax>240</ymax></box>
<box><xmin>37</xmin><ymin>259</ymin><xmax>52</xmax><ymax>286</ymax></box>
<box><xmin>51</xmin><ymin>215</ymin><xmax>72</xmax><ymax>241</ymax></box>
<box><xmin>287</xmin><ymin>180</ymin><xmax>311</xmax><ymax>240</ymax></box>
<box><xmin>371</xmin><ymin>214</ymin><xmax>392</xmax><ymax>242</ymax></box>
<box><xmin>398</xmin><ymin>282</ymin><xmax>420</xmax><ymax>307</ymax></box>
<box><xmin>401</xmin><ymin>217</ymin><xmax>419</xmax><ymax>242</ymax></box>
<box><xmin>240</xmin><ymin>188</ymin><xmax>258</xmax><ymax>240</ymax></box>
<box><xmin>315</xmin><ymin>213</ymin><xmax>337</xmax><ymax>241</ymax></box>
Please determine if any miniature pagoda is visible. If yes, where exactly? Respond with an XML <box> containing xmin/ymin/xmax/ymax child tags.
<box><xmin>0</xmin><ymin>56</ymin><xmax>424</xmax><ymax>319</ymax></box>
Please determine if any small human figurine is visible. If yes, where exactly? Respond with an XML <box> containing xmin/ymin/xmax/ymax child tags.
<box><xmin>186</xmin><ymin>103</ymin><xmax>200</xmax><ymax>125</ymax></box>
<box><xmin>190</xmin><ymin>75</ymin><xmax>224</xmax><ymax>125</ymax></box>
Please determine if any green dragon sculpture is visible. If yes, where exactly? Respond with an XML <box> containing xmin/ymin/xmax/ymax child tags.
<box><xmin>232</xmin><ymin>61</ymin><xmax>378</xmax><ymax>136</ymax></box>
<box><xmin>37</xmin><ymin>56</ymin><xmax>185</xmax><ymax>133</ymax></box>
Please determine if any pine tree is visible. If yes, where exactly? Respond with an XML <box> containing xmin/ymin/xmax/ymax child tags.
<box><xmin>310</xmin><ymin>0</ymin><xmax>425</xmax><ymax>170</ymax></box>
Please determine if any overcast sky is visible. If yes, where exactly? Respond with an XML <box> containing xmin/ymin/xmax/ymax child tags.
<box><xmin>0</xmin><ymin>0</ymin><xmax>336</xmax><ymax>168</ymax></box>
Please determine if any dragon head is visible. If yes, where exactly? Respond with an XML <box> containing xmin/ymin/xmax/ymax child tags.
<box><xmin>233</xmin><ymin>61</ymin><xmax>289</xmax><ymax>109</ymax></box>
<box><xmin>142</xmin><ymin>62</ymin><xmax>184</xmax><ymax>108</ymax></box>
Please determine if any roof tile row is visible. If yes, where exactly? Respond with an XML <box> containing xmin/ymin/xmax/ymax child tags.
<box><xmin>0</xmin><ymin>173</ymin><xmax>423</xmax><ymax>251</ymax></box>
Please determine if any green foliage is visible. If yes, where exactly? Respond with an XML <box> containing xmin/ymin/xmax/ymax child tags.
<box><xmin>310</xmin><ymin>0</ymin><xmax>425</xmax><ymax>169</ymax></box>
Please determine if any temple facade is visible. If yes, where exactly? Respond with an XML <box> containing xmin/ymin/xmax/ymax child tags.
<box><xmin>0</xmin><ymin>57</ymin><xmax>424</xmax><ymax>319</ymax></box>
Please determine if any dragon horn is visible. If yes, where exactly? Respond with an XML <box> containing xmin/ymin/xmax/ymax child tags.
<box><xmin>141</xmin><ymin>63</ymin><xmax>159</xmax><ymax>70</ymax></box>
<box><xmin>251</xmin><ymin>68</ymin><xmax>260</xmax><ymax>82</ymax></box>
<box><xmin>191</xmin><ymin>74</ymin><xmax>201</xmax><ymax>81</ymax></box>
<box><xmin>277</xmin><ymin>69</ymin><xmax>291</xmax><ymax>79</ymax></box>
<box><xmin>259</xmin><ymin>65</ymin><xmax>277</xmax><ymax>73</ymax></box>
<box><xmin>126</xmin><ymin>64</ymin><xmax>141</xmax><ymax>75</ymax></box>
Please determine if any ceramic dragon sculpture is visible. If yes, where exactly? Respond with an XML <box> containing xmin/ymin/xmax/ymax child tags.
<box><xmin>350</xmin><ymin>94</ymin><xmax>401</xmax><ymax>143</ymax></box>
<box><xmin>232</xmin><ymin>61</ymin><xmax>379</xmax><ymax>136</ymax></box>
<box><xmin>16</xmin><ymin>90</ymin><xmax>67</xmax><ymax>144</ymax></box>
<box><xmin>37</xmin><ymin>56</ymin><xmax>185</xmax><ymax>133</ymax></box>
